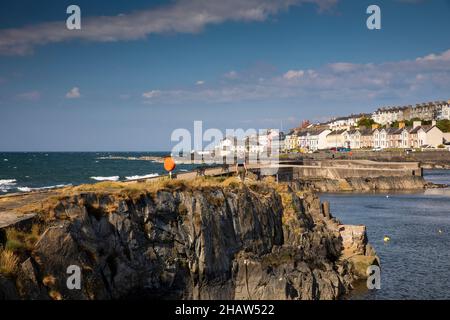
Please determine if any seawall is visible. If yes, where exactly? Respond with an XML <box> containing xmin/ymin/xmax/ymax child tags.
<box><xmin>271</xmin><ymin>160</ymin><xmax>427</xmax><ymax>192</ymax></box>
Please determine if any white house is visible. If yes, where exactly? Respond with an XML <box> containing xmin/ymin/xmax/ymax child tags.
<box><xmin>327</xmin><ymin>114</ymin><xmax>365</xmax><ymax>131</ymax></box>
<box><xmin>439</xmin><ymin>101</ymin><xmax>450</xmax><ymax>120</ymax></box>
<box><xmin>305</xmin><ymin>128</ymin><xmax>331</xmax><ymax>151</ymax></box>
<box><xmin>416</xmin><ymin>126</ymin><xmax>444</xmax><ymax>148</ymax></box>
<box><xmin>326</xmin><ymin>130</ymin><xmax>347</xmax><ymax>149</ymax></box>
<box><xmin>372</xmin><ymin>107</ymin><xmax>405</xmax><ymax>125</ymax></box>
<box><xmin>344</xmin><ymin>129</ymin><xmax>362</xmax><ymax>149</ymax></box>
<box><xmin>373</xmin><ymin>128</ymin><xmax>389</xmax><ymax>149</ymax></box>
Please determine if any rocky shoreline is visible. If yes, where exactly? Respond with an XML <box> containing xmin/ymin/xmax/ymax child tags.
<box><xmin>0</xmin><ymin>178</ymin><xmax>378</xmax><ymax>300</ymax></box>
<box><xmin>292</xmin><ymin>175</ymin><xmax>447</xmax><ymax>193</ymax></box>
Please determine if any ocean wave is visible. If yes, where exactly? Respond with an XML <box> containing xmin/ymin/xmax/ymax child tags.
<box><xmin>17</xmin><ymin>184</ymin><xmax>72</xmax><ymax>193</ymax></box>
<box><xmin>125</xmin><ymin>173</ymin><xmax>159</xmax><ymax>180</ymax></box>
<box><xmin>90</xmin><ymin>176</ymin><xmax>120</xmax><ymax>181</ymax></box>
<box><xmin>0</xmin><ymin>179</ymin><xmax>16</xmax><ymax>185</ymax></box>
<box><xmin>0</xmin><ymin>179</ymin><xmax>17</xmax><ymax>192</ymax></box>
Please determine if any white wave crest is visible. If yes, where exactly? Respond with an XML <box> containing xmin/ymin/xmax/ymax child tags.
<box><xmin>125</xmin><ymin>173</ymin><xmax>159</xmax><ymax>180</ymax></box>
<box><xmin>0</xmin><ymin>179</ymin><xmax>17</xmax><ymax>192</ymax></box>
<box><xmin>0</xmin><ymin>179</ymin><xmax>16</xmax><ymax>185</ymax></box>
<box><xmin>90</xmin><ymin>176</ymin><xmax>120</xmax><ymax>181</ymax></box>
<box><xmin>17</xmin><ymin>184</ymin><xmax>72</xmax><ymax>193</ymax></box>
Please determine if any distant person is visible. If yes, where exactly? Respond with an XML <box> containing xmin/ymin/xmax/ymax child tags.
<box><xmin>235</xmin><ymin>152</ymin><xmax>248</xmax><ymax>182</ymax></box>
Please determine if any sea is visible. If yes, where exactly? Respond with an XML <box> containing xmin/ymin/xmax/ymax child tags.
<box><xmin>0</xmin><ymin>152</ymin><xmax>197</xmax><ymax>193</ymax></box>
<box><xmin>1</xmin><ymin>153</ymin><xmax>449</xmax><ymax>299</ymax></box>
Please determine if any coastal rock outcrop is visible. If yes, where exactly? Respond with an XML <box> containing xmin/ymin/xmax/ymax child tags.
<box><xmin>294</xmin><ymin>176</ymin><xmax>427</xmax><ymax>192</ymax></box>
<box><xmin>0</xmin><ymin>180</ymin><xmax>377</xmax><ymax>300</ymax></box>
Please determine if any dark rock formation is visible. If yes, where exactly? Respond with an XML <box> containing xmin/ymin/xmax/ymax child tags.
<box><xmin>1</xmin><ymin>182</ymin><xmax>376</xmax><ymax>300</ymax></box>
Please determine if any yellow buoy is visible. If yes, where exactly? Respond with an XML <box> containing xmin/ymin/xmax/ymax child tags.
<box><xmin>383</xmin><ymin>236</ymin><xmax>391</xmax><ymax>242</ymax></box>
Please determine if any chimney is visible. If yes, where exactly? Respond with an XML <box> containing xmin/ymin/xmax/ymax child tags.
<box><xmin>399</xmin><ymin>121</ymin><xmax>405</xmax><ymax>129</ymax></box>
<box><xmin>413</xmin><ymin>121</ymin><xmax>422</xmax><ymax>129</ymax></box>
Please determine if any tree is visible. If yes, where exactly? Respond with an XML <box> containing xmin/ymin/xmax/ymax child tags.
<box><xmin>437</xmin><ymin>119</ymin><xmax>450</xmax><ymax>133</ymax></box>
<box><xmin>357</xmin><ymin>117</ymin><xmax>376</xmax><ymax>128</ymax></box>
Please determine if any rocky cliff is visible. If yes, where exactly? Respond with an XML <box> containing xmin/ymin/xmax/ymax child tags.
<box><xmin>0</xmin><ymin>178</ymin><xmax>377</xmax><ymax>300</ymax></box>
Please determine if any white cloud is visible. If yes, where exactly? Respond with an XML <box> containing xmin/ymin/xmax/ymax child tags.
<box><xmin>17</xmin><ymin>90</ymin><xmax>41</xmax><ymax>101</ymax></box>
<box><xmin>328</xmin><ymin>62</ymin><xmax>360</xmax><ymax>73</ymax></box>
<box><xmin>283</xmin><ymin>70</ymin><xmax>305</xmax><ymax>80</ymax></box>
<box><xmin>139</xmin><ymin>49</ymin><xmax>450</xmax><ymax>105</ymax></box>
<box><xmin>142</xmin><ymin>90</ymin><xmax>161</xmax><ymax>99</ymax></box>
<box><xmin>196</xmin><ymin>80</ymin><xmax>205</xmax><ymax>85</ymax></box>
<box><xmin>0</xmin><ymin>0</ymin><xmax>338</xmax><ymax>55</ymax></box>
<box><xmin>66</xmin><ymin>87</ymin><xmax>81</xmax><ymax>99</ymax></box>
<box><xmin>224</xmin><ymin>70</ymin><xmax>239</xmax><ymax>79</ymax></box>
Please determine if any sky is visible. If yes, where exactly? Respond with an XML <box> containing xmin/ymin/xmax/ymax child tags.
<box><xmin>0</xmin><ymin>0</ymin><xmax>449</xmax><ymax>151</ymax></box>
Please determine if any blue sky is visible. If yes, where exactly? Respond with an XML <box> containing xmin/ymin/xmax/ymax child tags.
<box><xmin>0</xmin><ymin>0</ymin><xmax>449</xmax><ymax>151</ymax></box>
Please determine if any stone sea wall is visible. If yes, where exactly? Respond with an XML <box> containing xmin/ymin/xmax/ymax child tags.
<box><xmin>292</xmin><ymin>175</ymin><xmax>428</xmax><ymax>192</ymax></box>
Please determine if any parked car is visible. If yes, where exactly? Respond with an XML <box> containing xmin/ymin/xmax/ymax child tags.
<box><xmin>420</xmin><ymin>145</ymin><xmax>433</xmax><ymax>151</ymax></box>
<box><xmin>372</xmin><ymin>147</ymin><xmax>383</xmax><ymax>152</ymax></box>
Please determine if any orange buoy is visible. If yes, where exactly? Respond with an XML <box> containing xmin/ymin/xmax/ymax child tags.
<box><xmin>164</xmin><ymin>156</ymin><xmax>176</xmax><ymax>172</ymax></box>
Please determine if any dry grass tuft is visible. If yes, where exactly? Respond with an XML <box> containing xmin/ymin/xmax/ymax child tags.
<box><xmin>42</xmin><ymin>275</ymin><xmax>57</xmax><ymax>287</ymax></box>
<box><xmin>0</xmin><ymin>247</ymin><xmax>19</xmax><ymax>277</ymax></box>
<box><xmin>5</xmin><ymin>225</ymin><xmax>41</xmax><ymax>254</ymax></box>
<box><xmin>49</xmin><ymin>290</ymin><xmax>63</xmax><ymax>300</ymax></box>
<box><xmin>221</xmin><ymin>177</ymin><xmax>242</xmax><ymax>188</ymax></box>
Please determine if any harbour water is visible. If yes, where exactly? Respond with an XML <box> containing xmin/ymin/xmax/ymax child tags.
<box><xmin>321</xmin><ymin>170</ymin><xmax>450</xmax><ymax>300</ymax></box>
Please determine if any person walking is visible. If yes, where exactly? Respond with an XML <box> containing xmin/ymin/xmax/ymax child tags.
<box><xmin>235</xmin><ymin>152</ymin><xmax>248</xmax><ymax>182</ymax></box>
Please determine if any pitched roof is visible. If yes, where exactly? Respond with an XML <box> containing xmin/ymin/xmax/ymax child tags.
<box><xmin>327</xmin><ymin>129</ymin><xmax>346</xmax><ymax>135</ymax></box>
<box><xmin>360</xmin><ymin>129</ymin><xmax>374</xmax><ymax>136</ymax></box>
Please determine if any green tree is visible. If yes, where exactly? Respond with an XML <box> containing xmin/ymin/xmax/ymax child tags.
<box><xmin>437</xmin><ymin>119</ymin><xmax>450</xmax><ymax>133</ymax></box>
<box><xmin>357</xmin><ymin>117</ymin><xmax>376</xmax><ymax>128</ymax></box>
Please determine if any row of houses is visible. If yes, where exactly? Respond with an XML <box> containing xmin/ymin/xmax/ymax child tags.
<box><xmin>321</xmin><ymin>100</ymin><xmax>450</xmax><ymax>131</ymax></box>
<box><xmin>372</xmin><ymin>100</ymin><xmax>450</xmax><ymax>125</ymax></box>
<box><xmin>213</xmin><ymin>130</ymin><xmax>284</xmax><ymax>156</ymax></box>
<box><xmin>325</xmin><ymin>114</ymin><xmax>370</xmax><ymax>131</ymax></box>
<box><xmin>284</xmin><ymin>121</ymin><xmax>445</xmax><ymax>151</ymax></box>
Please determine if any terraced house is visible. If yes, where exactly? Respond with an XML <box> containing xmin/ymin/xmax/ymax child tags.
<box><xmin>283</xmin><ymin>134</ymin><xmax>299</xmax><ymax>151</ymax></box>
<box><xmin>344</xmin><ymin>129</ymin><xmax>361</xmax><ymax>149</ymax></box>
<box><xmin>326</xmin><ymin>130</ymin><xmax>347</xmax><ymax>149</ymax></box>
<box><xmin>371</xmin><ymin>100</ymin><xmax>450</xmax><ymax>125</ymax></box>
<box><xmin>360</xmin><ymin>129</ymin><xmax>374</xmax><ymax>148</ymax></box>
